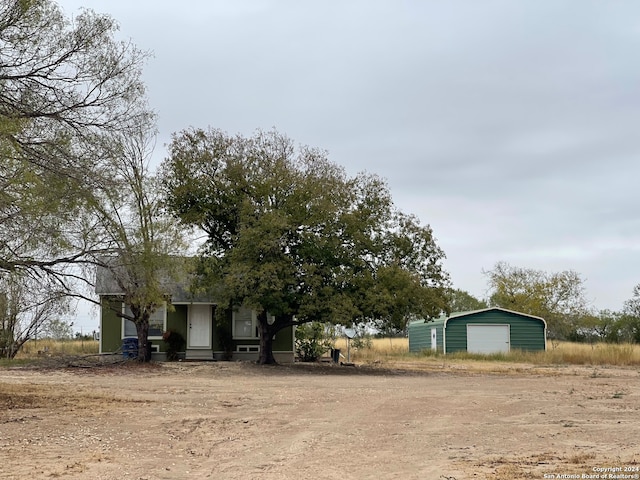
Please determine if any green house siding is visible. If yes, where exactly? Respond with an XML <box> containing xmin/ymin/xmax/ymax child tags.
<box><xmin>100</xmin><ymin>300</ymin><xmax>188</xmax><ymax>354</ymax></box>
<box><xmin>273</xmin><ymin>327</ymin><xmax>293</xmax><ymax>350</ymax></box>
<box><xmin>221</xmin><ymin>330</ymin><xmax>293</xmax><ymax>350</ymax></box>
<box><xmin>164</xmin><ymin>305</ymin><xmax>188</xmax><ymax>353</ymax></box>
<box><xmin>100</xmin><ymin>298</ymin><xmax>123</xmax><ymax>353</ymax></box>
<box><xmin>100</xmin><ymin>298</ymin><xmax>294</xmax><ymax>359</ymax></box>
<box><xmin>209</xmin><ymin>311</ymin><xmax>293</xmax><ymax>353</ymax></box>
<box><xmin>211</xmin><ymin>308</ymin><xmax>231</xmax><ymax>352</ymax></box>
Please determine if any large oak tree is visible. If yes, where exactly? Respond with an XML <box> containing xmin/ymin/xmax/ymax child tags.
<box><xmin>88</xmin><ymin>127</ymin><xmax>187</xmax><ymax>361</ymax></box>
<box><xmin>161</xmin><ymin>128</ymin><xmax>450</xmax><ymax>364</ymax></box>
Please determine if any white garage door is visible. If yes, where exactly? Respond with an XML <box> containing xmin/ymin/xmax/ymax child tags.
<box><xmin>467</xmin><ymin>324</ymin><xmax>510</xmax><ymax>354</ymax></box>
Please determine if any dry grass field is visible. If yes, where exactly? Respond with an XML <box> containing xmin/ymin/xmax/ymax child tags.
<box><xmin>336</xmin><ymin>337</ymin><xmax>640</xmax><ymax>367</ymax></box>
<box><xmin>2</xmin><ymin>340</ymin><xmax>640</xmax><ymax>479</ymax></box>
<box><xmin>14</xmin><ymin>337</ymin><xmax>640</xmax><ymax>368</ymax></box>
<box><xmin>16</xmin><ymin>338</ymin><xmax>100</xmax><ymax>358</ymax></box>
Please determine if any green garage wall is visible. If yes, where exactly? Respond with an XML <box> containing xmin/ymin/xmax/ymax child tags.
<box><xmin>409</xmin><ymin>318</ymin><xmax>445</xmax><ymax>352</ymax></box>
<box><xmin>408</xmin><ymin>308</ymin><xmax>546</xmax><ymax>354</ymax></box>
<box><xmin>445</xmin><ymin>310</ymin><xmax>545</xmax><ymax>353</ymax></box>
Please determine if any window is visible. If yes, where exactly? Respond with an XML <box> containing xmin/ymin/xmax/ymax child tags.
<box><xmin>232</xmin><ymin>307</ymin><xmax>275</xmax><ymax>339</ymax></box>
<box><xmin>233</xmin><ymin>307</ymin><xmax>257</xmax><ymax>339</ymax></box>
<box><xmin>123</xmin><ymin>315</ymin><xmax>136</xmax><ymax>337</ymax></box>
<box><xmin>122</xmin><ymin>303</ymin><xmax>167</xmax><ymax>339</ymax></box>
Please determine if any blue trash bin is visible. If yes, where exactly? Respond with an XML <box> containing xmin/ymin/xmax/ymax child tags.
<box><xmin>122</xmin><ymin>337</ymin><xmax>138</xmax><ymax>359</ymax></box>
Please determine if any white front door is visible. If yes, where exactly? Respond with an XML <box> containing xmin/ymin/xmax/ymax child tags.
<box><xmin>431</xmin><ymin>328</ymin><xmax>437</xmax><ymax>350</ymax></box>
<box><xmin>188</xmin><ymin>305</ymin><xmax>211</xmax><ymax>349</ymax></box>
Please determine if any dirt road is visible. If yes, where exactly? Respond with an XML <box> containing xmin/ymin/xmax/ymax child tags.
<box><xmin>1</xmin><ymin>361</ymin><xmax>639</xmax><ymax>479</ymax></box>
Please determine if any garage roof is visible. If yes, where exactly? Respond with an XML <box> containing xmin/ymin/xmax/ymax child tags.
<box><xmin>449</xmin><ymin>307</ymin><xmax>545</xmax><ymax>323</ymax></box>
<box><xmin>413</xmin><ymin>307</ymin><xmax>547</xmax><ymax>328</ymax></box>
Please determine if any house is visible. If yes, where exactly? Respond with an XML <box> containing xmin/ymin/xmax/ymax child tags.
<box><xmin>408</xmin><ymin>307</ymin><xmax>546</xmax><ymax>354</ymax></box>
<box><xmin>95</xmin><ymin>260</ymin><xmax>295</xmax><ymax>362</ymax></box>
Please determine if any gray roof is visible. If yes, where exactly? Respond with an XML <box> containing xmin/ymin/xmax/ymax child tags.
<box><xmin>94</xmin><ymin>257</ymin><xmax>218</xmax><ymax>304</ymax></box>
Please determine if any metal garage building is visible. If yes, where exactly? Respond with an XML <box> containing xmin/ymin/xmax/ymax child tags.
<box><xmin>408</xmin><ymin>307</ymin><xmax>547</xmax><ymax>354</ymax></box>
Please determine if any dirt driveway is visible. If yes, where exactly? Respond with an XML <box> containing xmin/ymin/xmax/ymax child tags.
<box><xmin>1</xmin><ymin>360</ymin><xmax>639</xmax><ymax>480</ymax></box>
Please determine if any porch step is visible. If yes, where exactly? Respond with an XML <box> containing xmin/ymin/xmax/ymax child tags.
<box><xmin>185</xmin><ymin>349</ymin><xmax>215</xmax><ymax>361</ymax></box>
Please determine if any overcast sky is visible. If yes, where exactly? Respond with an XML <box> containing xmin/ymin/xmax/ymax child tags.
<box><xmin>55</xmin><ymin>0</ymin><xmax>640</xmax><ymax>330</ymax></box>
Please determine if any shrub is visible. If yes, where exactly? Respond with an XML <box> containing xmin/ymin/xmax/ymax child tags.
<box><xmin>350</xmin><ymin>325</ymin><xmax>373</xmax><ymax>350</ymax></box>
<box><xmin>162</xmin><ymin>330</ymin><xmax>185</xmax><ymax>361</ymax></box>
<box><xmin>295</xmin><ymin>322</ymin><xmax>335</xmax><ymax>362</ymax></box>
<box><xmin>351</xmin><ymin>334</ymin><xmax>373</xmax><ymax>351</ymax></box>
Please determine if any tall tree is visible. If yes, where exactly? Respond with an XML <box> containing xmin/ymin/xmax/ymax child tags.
<box><xmin>484</xmin><ymin>261</ymin><xmax>590</xmax><ymax>339</ymax></box>
<box><xmin>0</xmin><ymin>0</ymin><xmax>150</xmax><ymax>277</ymax></box>
<box><xmin>161</xmin><ymin>128</ymin><xmax>450</xmax><ymax>364</ymax></box>
<box><xmin>0</xmin><ymin>0</ymin><xmax>158</xmax><ymax>358</ymax></box>
<box><xmin>88</xmin><ymin>126</ymin><xmax>187</xmax><ymax>361</ymax></box>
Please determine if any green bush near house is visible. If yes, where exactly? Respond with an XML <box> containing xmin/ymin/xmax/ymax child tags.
<box><xmin>295</xmin><ymin>322</ymin><xmax>335</xmax><ymax>362</ymax></box>
<box><xmin>162</xmin><ymin>330</ymin><xmax>185</xmax><ymax>361</ymax></box>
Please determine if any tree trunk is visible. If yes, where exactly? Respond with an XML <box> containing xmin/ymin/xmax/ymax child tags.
<box><xmin>8</xmin><ymin>337</ymin><xmax>27</xmax><ymax>360</ymax></box>
<box><xmin>257</xmin><ymin>313</ymin><xmax>276</xmax><ymax>364</ymax></box>
<box><xmin>135</xmin><ymin>311</ymin><xmax>151</xmax><ymax>362</ymax></box>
